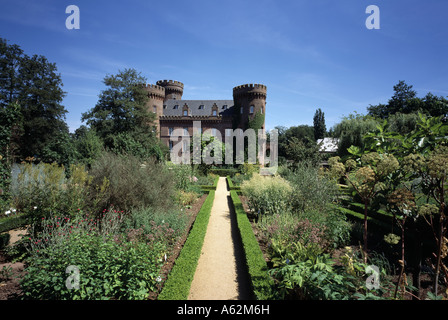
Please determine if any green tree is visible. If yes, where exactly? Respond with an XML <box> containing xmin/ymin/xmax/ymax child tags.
<box><xmin>82</xmin><ymin>68</ymin><xmax>164</xmax><ymax>160</ymax></box>
<box><xmin>0</xmin><ymin>38</ymin><xmax>69</xmax><ymax>163</ymax></box>
<box><xmin>277</xmin><ymin>125</ymin><xmax>315</xmax><ymax>160</ymax></box>
<box><xmin>0</xmin><ymin>102</ymin><xmax>22</xmax><ymax>210</ymax></box>
<box><xmin>313</xmin><ymin>108</ymin><xmax>326</xmax><ymax>140</ymax></box>
<box><xmin>332</xmin><ymin>113</ymin><xmax>379</xmax><ymax>157</ymax></box>
<box><xmin>72</xmin><ymin>126</ymin><xmax>104</xmax><ymax>166</ymax></box>
<box><xmin>286</xmin><ymin>136</ymin><xmax>321</xmax><ymax>166</ymax></box>
<box><xmin>367</xmin><ymin>80</ymin><xmax>448</xmax><ymax>118</ymax></box>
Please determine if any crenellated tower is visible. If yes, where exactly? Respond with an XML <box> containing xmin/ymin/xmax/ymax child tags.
<box><xmin>156</xmin><ymin>80</ymin><xmax>184</xmax><ymax>101</ymax></box>
<box><xmin>232</xmin><ymin>83</ymin><xmax>267</xmax><ymax>130</ymax></box>
<box><xmin>143</xmin><ymin>84</ymin><xmax>166</xmax><ymax>135</ymax></box>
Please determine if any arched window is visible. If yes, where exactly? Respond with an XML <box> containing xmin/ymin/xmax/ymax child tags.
<box><xmin>153</xmin><ymin>106</ymin><xmax>157</xmax><ymax>113</ymax></box>
<box><xmin>183</xmin><ymin>110</ymin><xmax>188</xmax><ymax>116</ymax></box>
<box><xmin>212</xmin><ymin>110</ymin><xmax>217</xmax><ymax>116</ymax></box>
<box><xmin>249</xmin><ymin>105</ymin><xmax>254</xmax><ymax>114</ymax></box>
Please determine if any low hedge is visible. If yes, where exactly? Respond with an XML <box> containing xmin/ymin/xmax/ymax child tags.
<box><xmin>208</xmin><ymin>168</ymin><xmax>238</xmax><ymax>177</ymax></box>
<box><xmin>0</xmin><ymin>214</ymin><xmax>28</xmax><ymax>234</ymax></box>
<box><xmin>228</xmin><ymin>178</ymin><xmax>274</xmax><ymax>300</ymax></box>
<box><xmin>158</xmin><ymin>190</ymin><xmax>215</xmax><ymax>300</ymax></box>
<box><xmin>226</xmin><ymin>175</ymin><xmax>241</xmax><ymax>191</ymax></box>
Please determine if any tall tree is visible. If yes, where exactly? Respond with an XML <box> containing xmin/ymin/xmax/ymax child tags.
<box><xmin>82</xmin><ymin>68</ymin><xmax>164</xmax><ymax>160</ymax></box>
<box><xmin>0</xmin><ymin>38</ymin><xmax>69</xmax><ymax>163</ymax></box>
<box><xmin>313</xmin><ymin>108</ymin><xmax>326</xmax><ymax>140</ymax></box>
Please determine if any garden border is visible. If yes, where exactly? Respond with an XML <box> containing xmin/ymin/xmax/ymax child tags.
<box><xmin>157</xmin><ymin>178</ymin><xmax>218</xmax><ymax>300</ymax></box>
<box><xmin>227</xmin><ymin>177</ymin><xmax>274</xmax><ymax>300</ymax></box>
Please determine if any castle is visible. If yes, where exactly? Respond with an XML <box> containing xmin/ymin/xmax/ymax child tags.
<box><xmin>143</xmin><ymin>80</ymin><xmax>267</xmax><ymax>150</ymax></box>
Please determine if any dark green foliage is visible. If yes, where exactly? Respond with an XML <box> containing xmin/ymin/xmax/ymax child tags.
<box><xmin>208</xmin><ymin>168</ymin><xmax>238</xmax><ymax>177</ymax></box>
<box><xmin>0</xmin><ymin>102</ymin><xmax>22</xmax><ymax>210</ymax></box>
<box><xmin>276</xmin><ymin>124</ymin><xmax>315</xmax><ymax>162</ymax></box>
<box><xmin>72</xmin><ymin>126</ymin><xmax>104</xmax><ymax>167</ymax></box>
<box><xmin>21</xmin><ymin>213</ymin><xmax>165</xmax><ymax>300</ymax></box>
<box><xmin>332</xmin><ymin>113</ymin><xmax>379</xmax><ymax>157</ymax></box>
<box><xmin>248</xmin><ymin>111</ymin><xmax>265</xmax><ymax>131</ymax></box>
<box><xmin>0</xmin><ymin>214</ymin><xmax>28</xmax><ymax>234</ymax></box>
<box><xmin>368</xmin><ymin>80</ymin><xmax>448</xmax><ymax>119</ymax></box>
<box><xmin>285</xmin><ymin>136</ymin><xmax>321</xmax><ymax>166</ymax></box>
<box><xmin>0</xmin><ymin>233</ymin><xmax>10</xmax><ymax>249</ymax></box>
<box><xmin>0</xmin><ymin>38</ymin><xmax>70</xmax><ymax>163</ymax></box>
<box><xmin>313</xmin><ymin>108</ymin><xmax>326</xmax><ymax>140</ymax></box>
<box><xmin>81</xmin><ymin>68</ymin><xmax>157</xmax><ymax>152</ymax></box>
<box><xmin>158</xmin><ymin>190</ymin><xmax>215</xmax><ymax>300</ymax></box>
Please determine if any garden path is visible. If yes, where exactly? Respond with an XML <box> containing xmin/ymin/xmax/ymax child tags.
<box><xmin>188</xmin><ymin>177</ymin><xmax>252</xmax><ymax>300</ymax></box>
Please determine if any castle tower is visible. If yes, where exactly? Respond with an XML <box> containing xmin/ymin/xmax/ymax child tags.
<box><xmin>143</xmin><ymin>84</ymin><xmax>166</xmax><ymax>135</ymax></box>
<box><xmin>233</xmin><ymin>84</ymin><xmax>267</xmax><ymax>130</ymax></box>
<box><xmin>156</xmin><ymin>80</ymin><xmax>184</xmax><ymax>101</ymax></box>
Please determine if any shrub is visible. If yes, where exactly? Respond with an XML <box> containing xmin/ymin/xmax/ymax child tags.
<box><xmin>280</xmin><ymin>161</ymin><xmax>340</xmax><ymax>213</ymax></box>
<box><xmin>10</xmin><ymin>162</ymin><xmax>94</xmax><ymax>224</ymax></box>
<box><xmin>240</xmin><ymin>174</ymin><xmax>293</xmax><ymax>216</ymax></box>
<box><xmin>124</xmin><ymin>207</ymin><xmax>189</xmax><ymax>250</ymax></box>
<box><xmin>87</xmin><ymin>152</ymin><xmax>176</xmax><ymax>214</ymax></box>
<box><xmin>21</xmin><ymin>210</ymin><xmax>165</xmax><ymax>300</ymax></box>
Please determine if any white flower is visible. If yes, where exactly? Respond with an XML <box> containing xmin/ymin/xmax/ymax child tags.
<box><xmin>5</xmin><ymin>210</ymin><xmax>11</xmax><ymax>215</ymax></box>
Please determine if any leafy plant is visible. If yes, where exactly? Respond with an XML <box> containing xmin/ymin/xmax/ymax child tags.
<box><xmin>21</xmin><ymin>210</ymin><xmax>165</xmax><ymax>300</ymax></box>
<box><xmin>241</xmin><ymin>173</ymin><xmax>293</xmax><ymax>217</ymax></box>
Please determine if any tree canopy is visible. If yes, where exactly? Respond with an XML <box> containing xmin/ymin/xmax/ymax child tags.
<box><xmin>81</xmin><ymin>68</ymin><xmax>165</xmax><ymax>160</ymax></box>
<box><xmin>0</xmin><ymin>38</ymin><xmax>69</xmax><ymax>163</ymax></box>
<box><xmin>367</xmin><ymin>80</ymin><xmax>448</xmax><ymax>119</ymax></box>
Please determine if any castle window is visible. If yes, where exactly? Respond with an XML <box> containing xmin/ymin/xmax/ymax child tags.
<box><xmin>169</xmin><ymin>127</ymin><xmax>174</xmax><ymax>136</ymax></box>
<box><xmin>183</xmin><ymin>110</ymin><xmax>188</xmax><ymax>116</ymax></box>
<box><xmin>163</xmin><ymin>105</ymin><xmax>167</xmax><ymax>109</ymax></box>
<box><xmin>183</xmin><ymin>140</ymin><xmax>188</xmax><ymax>152</ymax></box>
<box><xmin>212</xmin><ymin>110</ymin><xmax>217</xmax><ymax>116</ymax></box>
<box><xmin>172</xmin><ymin>95</ymin><xmax>177</xmax><ymax>100</ymax></box>
<box><xmin>199</xmin><ymin>105</ymin><xmax>204</xmax><ymax>110</ymax></box>
<box><xmin>173</xmin><ymin>105</ymin><xmax>179</xmax><ymax>109</ymax></box>
<box><xmin>153</xmin><ymin>106</ymin><xmax>157</xmax><ymax>113</ymax></box>
<box><xmin>183</xmin><ymin>127</ymin><xmax>188</xmax><ymax>136</ymax></box>
<box><xmin>240</xmin><ymin>107</ymin><xmax>243</xmax><ymax>114</ymax></box>
<box><xmin>249</xmin><ymin>105</ymin><xmax>254</xmax><ymax>114</ymax></box>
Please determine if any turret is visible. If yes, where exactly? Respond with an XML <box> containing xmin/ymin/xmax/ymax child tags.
<box><xmin>156</xmin><ymin>80</ymin><xmax>184</xmax><ymax>101</ymax></box>
<box><xmin>143</xmin><ymin>84</ymin><xmax>166</xmax><ymax>135</ymax></box>
<box><xmin>232</xmin><ymin>83</ymin><xmax>267</xmax><ymax>130</ymax></box>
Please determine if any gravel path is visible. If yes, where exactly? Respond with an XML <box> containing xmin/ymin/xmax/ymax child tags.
<box><xmin>188</xmin><ymin>177</ymin><xmax>252</xmax><ymax>300</ymax></box>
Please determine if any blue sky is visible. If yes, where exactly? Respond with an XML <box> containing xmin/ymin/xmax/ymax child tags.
<box><xmin>1</xmin><ymin>0</ymin><xmax>447</xmax><ymax>133</ymax></box>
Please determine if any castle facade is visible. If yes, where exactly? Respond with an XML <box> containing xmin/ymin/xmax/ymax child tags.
<box><xmin>143</xmin><ymin>80</ymin><xmax>267</xmax><ymax>150</ymax></box>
